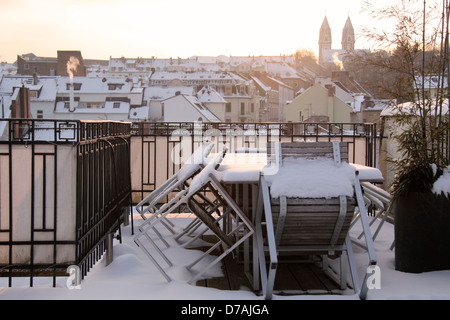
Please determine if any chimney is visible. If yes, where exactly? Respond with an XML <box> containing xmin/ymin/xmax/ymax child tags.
<box><xmin>325</xmin><ymin>84</ymin><xmax>336</xmax><ymax>97</ymax></box>
<box><xmin>69</xmin><ymin>84</ymin><xmax>75</xmax><ymax>112</ymax></box>
<box><xmin>325</xmin><ymin>84</ymin><xmax>335</xmax><ymax>121</ymax></box>
<box><xmin>33</xmin><ymin>68</ymin><xmax>38</xmax><ymax>85</ymax></box>
<box><xmin>331</xmin><ymin>71</ymin><xmax>350</xmax><ymax>85</ymax></box>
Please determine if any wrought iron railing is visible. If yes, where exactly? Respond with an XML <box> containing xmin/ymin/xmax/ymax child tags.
<box><xmin>0</xmin><ymin>119</ymin><xmax>381</xmax><ymax>287</ymax></box>
<box><xmin>0</xmin><ymin>119</ymin><xmax>131</xmax><ymax>287</ymax></box>
<box><xmin>129</xmin><ymin>121</ymin><xmax>380</xmax><ymax>204</ymax></box>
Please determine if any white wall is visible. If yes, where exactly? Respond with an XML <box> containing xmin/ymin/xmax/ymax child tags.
<box><xmin>0</xmin><ymin>144</ymin><xmax>77</xmax><ymax>265</ymax></box>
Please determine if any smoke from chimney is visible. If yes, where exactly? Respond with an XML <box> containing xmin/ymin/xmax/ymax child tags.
<box><xmin>66</xmin><ymin>56</ymin><xmax>80</xmax><ymax>80</ymax></box>
<box><xmin>66</xmin><ymin>56</ymin><xmax>80</xmax><ymax>112</ymax></box>
<box><xmin>332</xmin><ymin>52</ymin><xmax>343</xmax><ymax>70</ymax></box>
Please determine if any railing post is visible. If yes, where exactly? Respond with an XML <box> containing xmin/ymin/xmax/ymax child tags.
<box><xmin>105</xmin><ymin>233</ymin><xmax>114</xmax><ymax>266</ymax></box>
<box><xmin>122</xmin><ymin>207</ymin><xmax>130</xmax><ymax>226</ymax></box>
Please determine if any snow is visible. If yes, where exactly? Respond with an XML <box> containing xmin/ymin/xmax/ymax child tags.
<box><xmin>197</xmin><ymin>86</ymin><xmax>227</xmax><ymax>103</ymax></box>
<box><xmin>352</xmin><ymin>163</ymin><xmax>384</xmax><ymax>182</ymax></box>
<box><xmin>175</xmin><ymin>143</ymin><xmax>214</xmax><ymax>181</ymax></box>
<box><xmin>433</xmin><ymin>165</ymin><xmax>450</xmax><ymax>197</ymax></box>
<box><xmin>381</xmin><ymin>99</ymin><xmax>449</xmax><ymax>117</ymax></box>
<box><xmin>1</xmin><ymin>152</ymin><xmax>449</xmax><ymax>301</ymax></box>
<box><xmin>213</xmin><ymin>152</ymin><xmax>268</xmax><ymax>183</ymax></box>
<box><xmin>144</xmin><ymin>86</ymin><xmax>195</xmax><ymax>101</ymax></box>
<box><xmin>128</xmin><ymin>106</ymin><xmax>149</xmax><ymax>120</ymax></box>
<box><xmin>214</xmin><ymin>165</ymin><xmax>264</xmax><ymax>184</ymax></box>
<box><xmin>54</xmin><ymin>101</ymin><xmax>130</xmax><ymax>114</ymax></box>
<box><xmin>188</xmin><ymin>146</ymin><xmax>227</xmax><ymax>192</ymax></box>
<box><xmin>1</xmin><ymin>211</ymin><xmax>450</xmax><ymax>301</ymax></box>
<box><xmin>265</xmin><ymin>157</ymin><xmax>356</xmax><ymax>198</ymax></box>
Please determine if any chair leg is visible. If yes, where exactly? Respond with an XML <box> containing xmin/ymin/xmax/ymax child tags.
<box><xmin>345</xmin><ymin>235</ymin><xmax>360</xmax><ymax>295</ymax></box>
<box><xmin>340</xmin><ymin>252</ymin><xmax>348</xmax><ymax>290</ymax></box>
<box><xmin>134</xmin><ymin>236</ymin><xmax>172</xmax><ymax>282</ymax></box>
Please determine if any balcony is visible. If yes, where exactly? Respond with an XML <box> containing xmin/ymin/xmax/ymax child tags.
<box><xmin>0</xmin><ymin>119</ymin><xmax>380</xmax><ymax>286</ymax></box>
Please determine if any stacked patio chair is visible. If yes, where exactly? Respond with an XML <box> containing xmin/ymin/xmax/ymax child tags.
<box><xmin>135</xmin><ymin>141</ymin><xmax>214</xmax><ymax>231</ymax></box>
<box><xmin>255</xmin><ymin>141</ymin><xmax>377</xmax><ymax>300</ymax></box>
<box><xmin>134</xmin><ymin>144</ymin><xmax>255</xmax><ymax>285</ymax></box>
<box><xmin>354</xmin><ymin>181</ymin><xmax>395</xmax><ymax>250</ymax></box>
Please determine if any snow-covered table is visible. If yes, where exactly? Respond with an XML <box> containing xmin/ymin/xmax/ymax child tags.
<box><xmin>212</xmin><ymin>152</ymin><xmax>384</xmax><ymax>185</ymax></box>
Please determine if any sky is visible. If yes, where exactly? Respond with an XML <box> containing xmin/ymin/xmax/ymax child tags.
<box><xmin>0</xmin><ymin>0</ymin><xmax>390</xmax><ymax>63</ymax></box>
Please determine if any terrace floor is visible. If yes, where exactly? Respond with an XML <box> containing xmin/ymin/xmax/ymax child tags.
<box><xmin>193</xmin><ymin>235</ymin><xmax>350</xmax><ymax>296</ymax></box>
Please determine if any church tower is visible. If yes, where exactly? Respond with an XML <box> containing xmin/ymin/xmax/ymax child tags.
<box><xmin>318</xmin><ymin>16</ymin><xmax>332</xmax><ymax>64</ymax></box>
<box><xmin>341</xmin><ymin>16</ymin><xmax>355</xmax><ymax>51</ymax></box>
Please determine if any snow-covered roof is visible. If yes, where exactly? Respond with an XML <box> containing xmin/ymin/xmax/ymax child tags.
<box><xmin>250</xmin><ymin>76</ymin><xmax>271</xmax><ymax>92</ymax></box>
<box><xmin>265</xmin><ymin>62</ymin><xmax>301</xmax><ymax>79</ymax></box>
<box><xmin>0</xmin><ymin>97</ymin><xmax>12</xmax><ymax>140</ymax></box>
<box><xmin>229</xmin><ymin>55</ymin><xmax>295</xmax><ymax>66</ymax></box>
<box><xmin>54</xmin><ymin>101</ymin><xmax>130</xmax><ymax>114</ymax></box>
<box><xmin>380</xmin><ymin>100</ymin><xmax>449</xmax><ymax>117</ymax></box>
<box><xmin>163</xmin><ymin>94</ymin><xmax>220</xmax><ymax>122</ymax></box>
<box><xmin>0</xmin><ymin>63</ymin><xmax>17</xmax><ymax>76</ymax></box>
<box><xmin>144</xmin><ymin>86</ymin><xmax>195</xmax><ymax>100</ymax></box>
<box><xmin>365</xmin><ymin>100</ymin><xmax>391</xmax><ymax>111</ymax></box>
<box><xmin>197</xmin><ymin>86</ymin><xmax>226</xmax><ymax>103</ymax></box>
<box><xmin>149</xmin><ymin>71</ymin><xmax>234</xmax><ymax>81</ymax></box>
<box><xmin>266</xmin><ymin>75</ymin><xmax>293</xmax><ymax>88</ymax></box>
<box><xmin>0</xmin><ymin>75</ymin><xmax>58</xmax><ymax>101</ymax></box>
<box><xmin>129</xmin><ymin>106</ymin><xmax>149</xmax><ymax>120</ymax></box>
<box><xmin>415</xmin><ymin>75</ymin><xmax>449</xmax><ymax>89</ymax></box>
<box><xmin>180</xmin><ymin>95</ymin><xmax>221</xmax><ymax>122</ymax></box>
<box><xmin>56</xmin><ymin>76</ymin><xmax>142</xmax><ymax>94</ymax></box>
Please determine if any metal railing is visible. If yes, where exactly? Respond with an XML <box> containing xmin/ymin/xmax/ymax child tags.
<box><xmin>0</xmin><ymin>119</ymin><xmax>380</xmax><ymax>287</ymax></box>
<box><xmin>130</xmin><ymin>121</ymin><xmax>380</xmax><ymax>204</ymax></box>
<box><xmin>0</xmin><ymin>119</ymin><xmax>131</xmax><ymax>287</ymax></box>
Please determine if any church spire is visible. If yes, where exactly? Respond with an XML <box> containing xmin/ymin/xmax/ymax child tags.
<box><xmin>342</xmin><ymin>15</ymin><xmax>355</xmax><ymax>51</ymax></box>
<box><xmin>319</xmin><ymin>16</ymin><xmax>332</xmax><ymax>64</ymax></box>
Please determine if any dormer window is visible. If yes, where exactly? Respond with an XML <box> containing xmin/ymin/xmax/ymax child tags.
<box><xmin>108</xmin><ymin>83</ymin><xmax>124</xmax><ymax>90</ymax></box>
<box><xmin>66</xmin><ymin>83</ymin><xmax>82</xmax><ymax>90</ymax></box>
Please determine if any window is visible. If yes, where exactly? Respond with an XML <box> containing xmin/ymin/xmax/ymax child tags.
<box><xmin>87</xmin><ymin>103</ymin><xmax>104</xmax><ymax>109</ymax></box>
<box><xmin>251</xmin><ymin>103</ymin><xmax>255</xmax><ymax>113</ymax></box>
<box><xmin>113</xmin><ymin>102</ymin><xmax>121</xmax><ymax>109</ymax></box>
<box><xmin>241</xmin><ymin>102</ymin><xmax>245</xmax><ymax>115</ymax></box>
<box><xmin>108</xmin><ymin>83</ymin><xmax>124</xmax><ymax>90</ymax></box>
<box><xmin>24</xmin><ymin>64</ymin><xmax>29</xmax><ymax>70</ymax></box>
<box><xmin>226</xmin><ymin>103</ymin><xmax>231</xmax><ymax>113</ymax></box>
<box><xmin>37</xmin><ymin>110</ymin><xmax>43</xmax><ymax>119</ymax></box>
<box><xmin>66</xmin><ymin>83</ymin><xmax>82</xmax><ymax>90</ymax></box>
